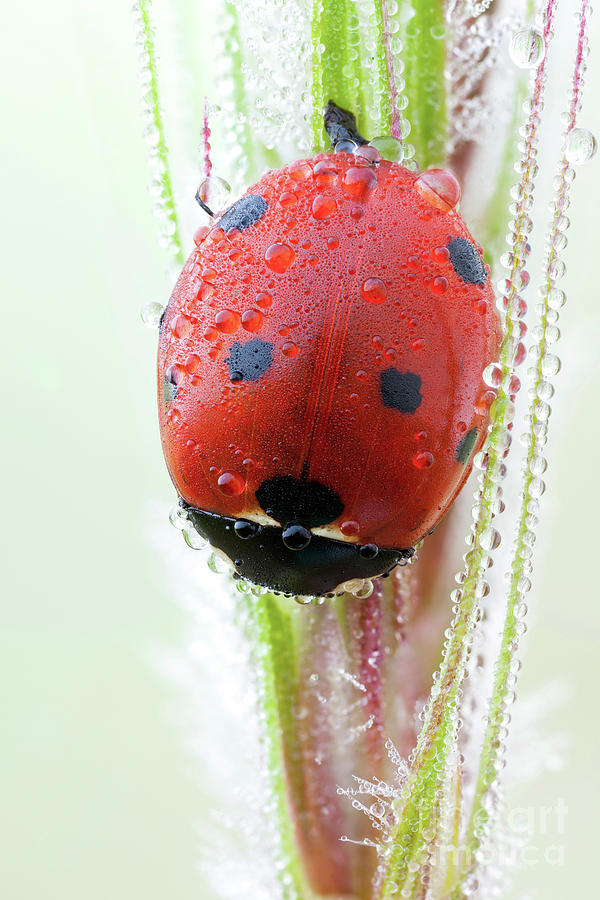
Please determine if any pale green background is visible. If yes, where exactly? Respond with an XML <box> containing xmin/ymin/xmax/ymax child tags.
<box><xmin>2</xmin><ymin>1</ymin><xmax>599</xmax><ymax>898</ymax></box>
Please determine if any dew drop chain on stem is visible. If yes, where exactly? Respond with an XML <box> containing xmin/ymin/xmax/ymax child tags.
<box><xmin>132</xmin><ymin>0</ymin><xmax>184</xmax><ymax>266</ymax></box>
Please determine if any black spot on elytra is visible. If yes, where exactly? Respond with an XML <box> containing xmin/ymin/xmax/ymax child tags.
<box><xmin>456</xmin><ymin>427</ymin><xmax>479</xmax><ymax>464</ymax></box>
<box><xmin>163</xmin><ymin>367</ymin><xmax>178</xmax><ymax>402</ymax></box>
<box><xmin>380</xmin><ymin>368</ymin><xmax>422</xmax><ymax>414</ymax></box>
<box><xmin>226</xmin><ymin>338</ymin><xmax>273</xmax><ymax>383</ymax></box>
<box><xmin>256</xmin><ymin>475</ymin><xmax>344</xmax><ymax>528</ymax></box>
<box><xmin>447</xmin><ymin>237</ymin><xmax>487</xmax><ymax>285</ymax></box>
<box><xmin>218</xmin><ymin>194</ymin><xmax>268</xmax><ymax>233</ymax></box>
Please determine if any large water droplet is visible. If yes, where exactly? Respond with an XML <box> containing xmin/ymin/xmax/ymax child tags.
<box><xmin>312</xmin><ymin>194</ymin><xmax>337</xmax><ymax>220</ymax></box>
<box><xmin>360</xmin><ymin>277</ymin><xmax>387</xmax><ymax>305</ymax></box>
<box><xmin>195</xmin><ymin>175</ymin><xmax>231</xmax><ymax>216</ymax></box>
<box><xmin>265</xmin><ymin>242</ymin><xmax>295</xmax><ymax>273</ymax></box>
<box><xmin>141</xmin><ymin>302</ymin><xmax>164</xmax><ymax>328</ymax></box>
<box><xmin>509</xmin><ymin>27</ymin><xmax>545</xmax><ymax>69</ymax></box>
<box><xmin>368</xmin><ymin>135</ymin><xmax>404</xmax><ymax>162</ymax></box>
<box><xmin>415</xmin><ymin>168</ymin><xmax>461</xmax><ymax>211</ymax></box>
<box><xmin>565</xmin><ymin>127</ymin><xmax>597</xmax><ymax>165</ymax></box>
<box><xmin>215</xmin><ymin>310</ymin><xmax>241</xmax><ymax>334</ymax></box>
<box><xmin>217</xmin><ymin>472</ymin><xmax>246</xmax><ymax>496</ymax></box>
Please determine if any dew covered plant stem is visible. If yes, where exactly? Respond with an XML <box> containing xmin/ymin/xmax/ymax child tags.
<box><xmin>133</xmin><ymin>0</ymin><xmax>184</xmax><ymax>266</ymax></box>
<box><xmin>461</xmin><ymin>0</ymin><xmax>594</xmax><ymax>877</ymax></box>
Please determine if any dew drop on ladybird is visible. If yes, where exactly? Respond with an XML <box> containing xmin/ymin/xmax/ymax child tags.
<box><xmin>215</xmin><ymin>310</ymin><xmax>241</xmax><ymax>334</ymax></box>
<box><xmin>241</xmin><ymin>309</ymin><xmax>264</xmax><ymax>332</ymax></box>
<box><xmin>282</xmin><ymin>340</ymin><xmax>299</xmax><ymax>357</ymax></box>
<box><xmin>279</xmin><ymin>191</ymin><xmax>298</xmax><ymax>208</ymax></box>
<box><xmin>217</xmin><ymin>472</ymin><xmax>246</xmax><ymax>496</ymax></box>
<box><xmin>312</xmin><ymin>195</ymin><xmax>337</xmax><ymax>220</ymax></box>
<box><xmin>360</xmin><ymin>277</ymin><xmax>387</xmax><ymax>305</ymax></box>
<box><xmin>185</xmin><ymin>353</ymin><xmax>201</xmax><ymax>373</ymax></box>
<box><xmin>415</xmin><ymin>168</ymin><xmax>461</xmax><ymax>212</ymax></box>
<box><xmin>411</xmin><ymin>338</ymin><xmax>425</xmax><ymax>351</ymax></box>
<box><xmin>413</xmin><ymin>450</ymin><xmax>434</xmax><ymax>469</ymax></box>
<box><xmin>282</xmin><ymin>523</ymin><xmax>312</xmax><ymax>550</ymax></box>
<box><xmin>432</xmin><ymin>246</ymin><xmax>450</xmax><ymax>265</ymax></box>
<box><xmin>201</xmin><ymin>266</ymin><xmax>217</xmax><ymax>283</ymax></box>
<box><xmin>265</xmin><ymin>243</ymin><xmax>295</xmax><ymax>273</ymax></box>
<box><xmin>475</xmin><ymin>390</ymin><xmax>497</xmax><ymax>415</ymax></box>
<box><xmin>256</xmin><ymin>291</ymin><xmax>273</xmax><ymax>308</ymax></box>
<box><xmin>431</xmin><ymin>276</ymin><xmax>448</xmax><ymax>295</ymax></box>
<box><xmin>354</xmin><ymin>145</ymin><xmax>381</xmax><ymax>165</ymax></box>
<box><xmin>343</xmin><ymin>166</ymin><xmax>377</xmax><ymax>201</ymax></box>
<box><xmin>340</xmin><ymin>520</ymin><xmax>360</xmax><ymax>537</ymax></box>
<box><xmin>204</xmin><ymin>325</ymin><xmax>219</xmax><ymax>342</ymax></box>
<box><xmin>199</xmin><ymin>282</ymin><xmax>215</xmax><ymax>301</ymax></box>
<box><xmin>327</xmin><ymin>237</ymin><xmax>340</xmax><ymax>250</ymax></box>
<box><xmin>193</xmin><ymin>225</ymin><xmax>210</xmax><ymax>246</ymax></box>
<box><xmin>171</xmin><ymin>315</ymin><xmax>192</xmax><ymax>338</ymax></box>
<box><xmin>335</xmin><ymin>139</ymin><xmax>359</xmax><ymax>154</ymax></box>
<box><xmin>288</xmin><ymin>160</ymin><xmax>312</xmax><ymax>181</ymax></box>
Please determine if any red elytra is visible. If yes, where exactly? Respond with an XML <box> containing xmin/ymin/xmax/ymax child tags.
<box><xmin>158</xmin><ymin>149</ymin><xmax>500</xmax><ymax>595</ymax></box>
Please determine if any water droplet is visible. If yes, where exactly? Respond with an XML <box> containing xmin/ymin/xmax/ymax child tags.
<box><xmin>265</xmin><ymin>242</ymin><xmax>295</xmax><ymax>273</ymax></box>
<box><xmin>215</xmin><ymin>310</ymin><xmax>241</xmax><ymax>334</ymax></box>
<box><xmin>256</xmin><ymin>291</ymin><xmax>273</xmax><ymax>308</ymax></box>
<box><xmin>413</xmin><ymin>450</ymin><xmax>434</xmax><ymax>469</ymax></box>
<box><xmin>415</xmin><ymin>168</ymin><xmax>461</xmax><ymax>211</ymax></box>
<box><xmin>312</xmin><ymin>195</ymin><xmax>337</xmax><ymax>220</ymax></box>
<box><xmin>341</xmin><ymin>520</ymin><xmax>360</xmax><ymax>537</ymax></box>
<box><xmin>343</xmin><ymin>166</ymin><xmax>377</xmax><ymax>200</ymax></box>
<box><xmin>335</xmin><ymin>139</ymin><xmax>359</xmax><ymax>154</ymax></box>
<box><xmin>282</xmin><ymin>340</ymin><xmax>298</xmax><ymax>357</ymax></box>
<box><xmin>279</xmin><ymin>190</ymin><xmax>298</xmax><ymax>208</ymax></box>
<box><xmin>183</xmin><ymin>526</ymin><xmax>207</xmax><ymax>550</ymax></box>
<box><xmin>141</xmin><ymin>302</ymin><xmax>164</xmax><ymax>328</ymax></box>
<box><xmin>361</xmin><ymin>277</ymin><xmax>387</xmax><ymax>305</ymax></box>
<box><xmin>217</xmin><ymin>472</ymin><xmax>245</xmax><ymax>496</ymax></box>
<box><xmin>193</xmin><ymin>225</ymin><xmax>210</xmax><ymax>246</ymax></box>
<box><xmin>241</xmin><ymin>309</ymin><xmax>264</xmax><ymax>332</ymax></box>
<box><xmin>207</xmin><ymin>550</ymin><xmax>233</xmax><ymax>574</ymax></box>
<box><xmin>565</xmin><ymin>127</ymin><xmax>597</xmax><ymax>165</ymax></box>
<box><xmin>169</xmin><ymin>504</ymin><xmax>188</xmax><ymax>530</ymax></box>
<box><xmin>288</xmin><ymin>160</ymin><xmax>313</xmax><ymax>181</ymax></box>
<box><xmin>354</xmin><ymin>145</ymin><xmax>381</xmax><ymax>165</ymax></box>
<box><xmin>327</xmin><ymin>237</ymin><xmax>340</xmax><ymax>250</ymax></box>
<box><xmin>431</xmin><ymin>276</ymin><xmax>447</xmax><ymax>295</ymax></box>
<box><xmin>171</xmin><ymin>315</ymin><xmax>192</xmax><ymax>338</ymax></box>
<box><xmin>195</xmin><ymin>175</ymin><xmax>231</xmax><ymax>215</ymax></box>
<box><xmin>369</xmin><ymin>135</ymin><xmax>404</xmax><ymax>162</ymax></box>
<box><xmin>282</xmin><ymin>523</ymin><xmax>312</xmax><ymax>550</ymax></box>
<box><xmin>509</xmin><ymin>27</ymin><xmax>545</xmax><ymax>69</ymax></box>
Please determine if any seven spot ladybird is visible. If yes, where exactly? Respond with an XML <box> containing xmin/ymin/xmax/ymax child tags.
<box><xmin>157</xmin><ymin>103</ymin><xmax>501</xmax><ymax>597</ymax></box>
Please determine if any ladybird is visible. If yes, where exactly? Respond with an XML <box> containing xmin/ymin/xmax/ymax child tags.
<box><xmin>157</xmin><ymin>103</ymin><xmax>501</xmax><ymax>597</ymax></box>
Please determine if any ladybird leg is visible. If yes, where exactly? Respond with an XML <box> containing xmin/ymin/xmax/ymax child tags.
<box><xmin>323</xmin><ymin>100</ymin><xmax>369</xmax><ymax>148</ymax></box>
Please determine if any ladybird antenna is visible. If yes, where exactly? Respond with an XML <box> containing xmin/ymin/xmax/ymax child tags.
<box><xmin>323</xmin><ymin>100</ymin><xmax>369</xmax><ymax>149</ymax></box>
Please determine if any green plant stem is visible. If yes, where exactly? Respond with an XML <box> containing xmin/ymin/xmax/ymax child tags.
<box><xmin>241</xmin><ymin>590</ymin><xmax>310</xmax><ymax>900</ymax></box>
<box><xmin>223</xmin><ymin>0</ymin><xmax>258</xmax><ymax>177</ymax></box>
<box><xmin>399</xmin><ymin>0</ymin><xmax>446</xmax><ymax>167</ymax></box>
<box><xmin>311</xmin><ymin>0</ymin><xmax>369</xmax><ymax>151</ymax></box>
<box><xmin>136</xmin><ymin>0</ymin><xmax>184</xmax><ymax>264</ymax></box>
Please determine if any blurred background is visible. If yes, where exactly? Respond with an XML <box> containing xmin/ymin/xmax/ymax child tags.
<box><xmin>2</xmin><ymin>1</ymin><xmax>599</xmax><ymax>897</ymax></box>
